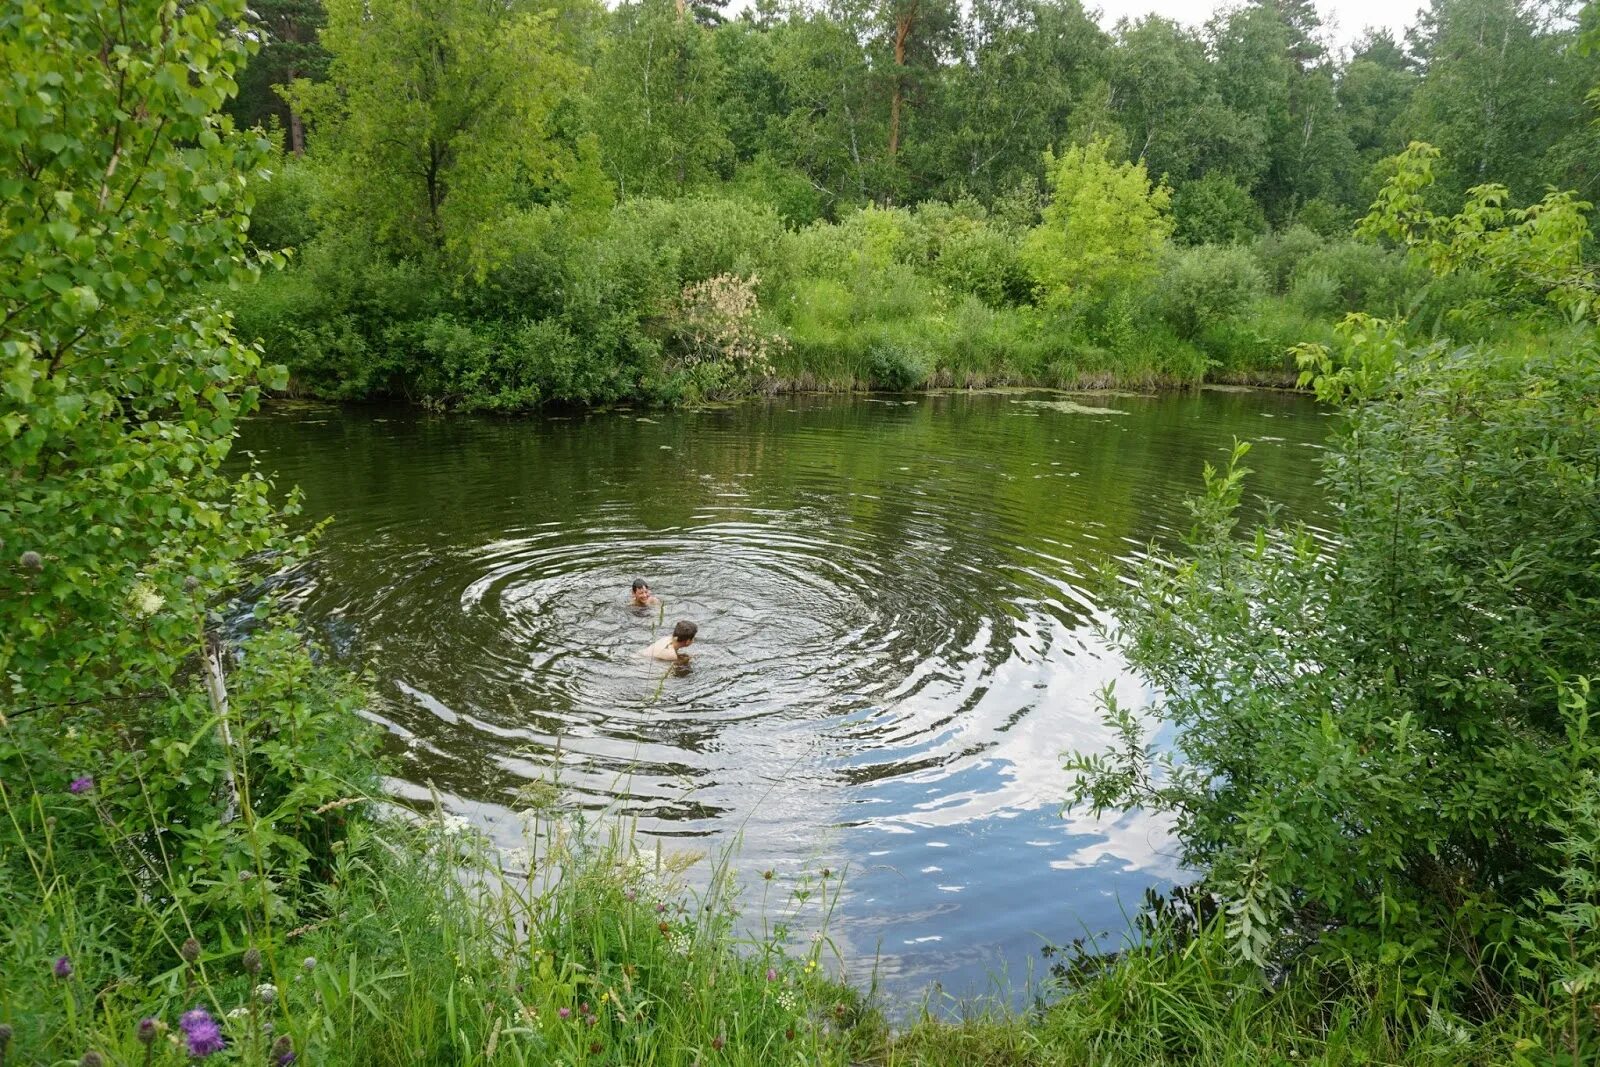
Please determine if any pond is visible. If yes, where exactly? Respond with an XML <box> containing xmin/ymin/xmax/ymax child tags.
<box><xmin>236</xmin><ymin>387</ymin><xmax>1329</xmax><ymax>1007</ymax></box>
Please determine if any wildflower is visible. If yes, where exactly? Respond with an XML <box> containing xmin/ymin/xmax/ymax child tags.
<box><xmin>765</xmin><ymin>968</ymin><xmax>777</xmax><ymax>982</ymax></box>
<box><xmin>130</xmin><ymin>582</ymin><xmax>164</xmax><ymax>617</ymax></box>
<box><xmin>785</xmin><ymin>1027</ymin><xmax>795</xmax><ymax>1041</ymax></box>
<box><xmin>54</xmin><ymin>956</ymin><xmax>72</xmax><ymax>979</ymax></box>
<box><xmin>80</xmin><ymin>1053</ymin><xmax>104</xmax><ymax>1067</ymax></box>
<box><xmin>589</xmin><ymin>1042</ymin><xmax>603</xmax><ymax>1055</ymax></box>
<box><xmin>69</xmin><ymin>776</ymin><xmax>94</xmax><ymax>794</ymax></box>
<box><xmin>624</xmin><ymin>889</ymin><xmax>636</xmax><ymax>902</ymax></box>
<box><xmin>180</xmin><ymin>937</ymin><xmax>202</xmax><ymax>963</ymax></box>
<box><xmin>302</xmin><ymin>956</ymin><xmax>316</xmax><ymax>971</ymax></box>
<box><xmin>255</xmin><ymin>983</ymin><xmax>277</xmax><ymax>1004</ymax></box>
<box><xmin>658</xmin><ymin>921</ymin><xmax>671</xmax><ymax>935</ymax></box>
<box><xmin>242</xmin><ymin>947</ymin><xmax>261</xmax><ymax>975</ymax></box>
<box><xmin>762</xmin><ymin>870</ymin><xmax>774</xmax><ymax>881</ymax></box>
<box><xmin>711</xmin><ymin>1035</ymin><xmax>725</xmax><ymax>1052</ymax></box>
<box><xmin>821</xmin><ymin>867</ymin><xmax>831</xmax><ymax>879</ymax></box>
<box><xmin>20</xmin><ymin>550</ymin><xmax>43</xmax><ymax>573</ymax></box>
<box><xmin>804</xmin><ymin>960</ymin><xmax>817</xmax><ymax>974</ymax></box>
<box><xmin>137</xmin><ymin>1018</ymin><xmax>159</xmax><ymax>1045</ymax></box>
<box><xmin>558</xmin><ymin>1007</ymin><xmax>571</xmax><ymax>1020</ymax></box>
<box><xmin>271</xmin><ymin>1035</ymin><xmax>294</xmax><ymax>1065</ymax></box>
<box><xmin>655</xmin><ymin>902</ymin><xmax>666</xmax><ymax>914</ymax></box>
<box><xmin>179</xmin><ymin>1007</ymin><xmax>225</xmax><ymax>1058</ymax></box>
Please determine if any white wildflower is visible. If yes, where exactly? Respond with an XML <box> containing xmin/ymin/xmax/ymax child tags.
<box><xmin>130</xmin><ymin>582</ymin><xmax>165</xmax><ymax>617</ymax></box>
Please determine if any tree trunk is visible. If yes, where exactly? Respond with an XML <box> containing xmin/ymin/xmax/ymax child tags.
<box><xmin>887</xmin><ymin>5</ymin><xmax>915</xmax><ymax>163</ymax></box>
<box><xmin>286</xmin><ymin>64</ymin><xmax>305</xmax><ymax>156</ymax></box>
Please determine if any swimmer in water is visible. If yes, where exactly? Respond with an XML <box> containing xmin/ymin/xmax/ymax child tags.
<box><xmin>645</xmin><ymin>619</ymin><xmax>697</xmax><ymax>662</ymax></box>
<box><xmin>630</xmin><ymin>578</ymin><xmax>660</xmax><ymax>608</ymax></box>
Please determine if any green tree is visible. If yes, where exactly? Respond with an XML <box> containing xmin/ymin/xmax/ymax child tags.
<box><xmin>289</xmin><ymin>0</ymin><xmax>579</xmax><ymax>262</ymax></box>
<box><xmin>1171</xmin><ymin>173</ymin><xmax>1267</xmax><ymax>245</ymax></box>
<box><xmin>1403</xmin><ymin>0</ymin><xmax>1583</xmax><ymax>202</ymax></box>
<box><xmin>763</xmin><ymin>0</ymin><xmax>884</xmax><ymax>208</ymax></box>
<box><xmin>1337</xmin><ymin>30</ymin><xmax>1418</xmax><ymax>196</ymax></box>
<box><xmin>1</xmin><ymin>0</ymin><xmax>288</xmax><ymax>706</ymax></box>
<box><xmin>1021</xmin><ymin>137</ymin><xmax>1172</xmax><ymax>302</ymax></box>
<box><xmin>925</xmin><ymin>0</ymin><xmax>1110</xmax><ymax>203</ymax></box>
<box><xmin>228</xmin><ymin>0</ymin><xmax>328</xmax><ymax>155</ymax></box>
<box><xmin>877</xmin><ymin>0</ymin><xmax>959</xmax><ymax>201</ymax></box>
<box><xmin>1110</xmin><ymin>17</ymin><xmax>1263</xmax><ymax>187</ymax></box>
<box><xmin>588</xmin><ymin>0</ymin><xmax>732</xmax><ymax>197</ymax></box>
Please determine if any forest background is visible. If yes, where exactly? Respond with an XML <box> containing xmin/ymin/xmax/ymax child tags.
<box><xmin>228</xmin><ymin>0</ymin><xmax>1600</xmax><ymax>408</ymax></box>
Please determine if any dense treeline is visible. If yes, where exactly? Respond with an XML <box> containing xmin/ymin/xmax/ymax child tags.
<box><xmin>223</xmin><ymin>0</ymin><xmax>1600</xmax><ymax>408</ymax></box>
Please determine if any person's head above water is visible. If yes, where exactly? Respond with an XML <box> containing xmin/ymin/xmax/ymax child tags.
<box><xmin>630</xmin><ymin>578</ymin><xmax>658</xmax><ymax>606</ymax></box>
<box><xmin>671</xmin><ymin>619</ymin><xmax>697</xmax><ymax>647</ymax></box>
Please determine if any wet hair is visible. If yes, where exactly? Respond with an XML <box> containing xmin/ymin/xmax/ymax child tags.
<box><xmin>631</xmin><ymin>579</ymin><xmax>649</xmax><ymax>592</ymax></box>
<box><xmin>672</xmin><ymin>620</ymin><xmax>698</xmax><ymax>643</ymax></box>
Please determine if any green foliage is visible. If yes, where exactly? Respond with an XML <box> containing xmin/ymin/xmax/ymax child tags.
<box><xmin>288</xmin><ymin>0</ymin><xmax>579</xmax><ymax>265</ymax></box>
<box><xmin>1288</xmin><ymin>238</ymin><xmax>1415</xmax><ymax>318</ymax></box>
<box><xmin>1154</xmin><ymin>244</ymin><xmax>1266</xmax><ymax>340</ymax></box>
<box><xmin>1171</xmin><ymin>173</ymin><xmax>1267</xmax><ymax>246</ymax></box>
<box><xmin>589</xmin><ymin>0</ymin><xmax>733</xmax><ymax>198</ymax></box>
<box><xmin>1</xmin><ymin>0</ymin><xmax>283</xmax><ymax>707</ymax></box>
<box><xmin>1068</xmin><ymin>337</ymin><xmax>1600</xmax><ymax>1027</ymax></box>
<box><xmin>1361</xmin><ymin>141</ymin><xmax>1600</xmax><ymax>324</ymax></box>
<box><xmin>1022</xmin><ymin>139</ymin><xmax>1173</xmax><ymax>304</ymax></box>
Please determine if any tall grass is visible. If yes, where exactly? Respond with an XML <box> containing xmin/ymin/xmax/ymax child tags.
<box><xmin>0</xmin><ymin>781</ymin><xmax>885</xmax><ymax>1065</ymax></box>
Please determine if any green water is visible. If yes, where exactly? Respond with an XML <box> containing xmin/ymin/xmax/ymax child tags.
<box><xmin>236</xmin><ymin>386</ymin><xmax>1328</xmax><ymax>1002</ymax></box>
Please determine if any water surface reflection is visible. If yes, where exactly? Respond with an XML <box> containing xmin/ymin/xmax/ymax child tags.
<box><xmin>236</xmin><ymin>388</ymin><xmax>1327</xmax><ymax>1003</ymax></box>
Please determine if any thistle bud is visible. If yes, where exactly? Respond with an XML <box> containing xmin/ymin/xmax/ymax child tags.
<box><xmin>80</xmin><ymin>1053</ymin><xmax>104</xmax><ymax>1067</ymax></box>
<box><xmin>19</xmin><ymin>550</ymin><xmax>42</xmax><ymax>573</ymax></box>
<box><xmin>184</xmin><ymin>575</ymin><xmax>200</xmax><ymax>592</ymax></box>
<box><xmin>242</xmin><ymin>947</ymin><xmax>262</xmax><ymax>975</ymax></box>
<box><xmin>180</xmin><ymin>936</ymin><xmax>202</xmax><ymax>963</ymax></box>
<box><xmin>136</xmin><ymin>1018</ymin><xmax>159</xmax><ymax>1045</ymax></box>
<box><xmin>0</xmin><ymin>1024</ymin><xmax>13</xmax><ymax>1051</ymax></box>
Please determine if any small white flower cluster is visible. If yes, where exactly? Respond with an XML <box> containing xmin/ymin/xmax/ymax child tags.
<box><xmin>129</xmin><ymin>581</ymin><xmax>165</xmax><ymax>618</ymax></box>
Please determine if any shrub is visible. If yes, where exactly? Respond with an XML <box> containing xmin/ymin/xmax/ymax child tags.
<box><xmin>864</xmin><ymin>335</ymin><xmax>930</xmax><ymax>390</ymax></box>
<box><xmin>248</xmin><ymin>157</ymin><xmax>327</xmax><ymax>252</ymax></box>
<box><xmin>1289</xmin><ymin>239</ymin><xmax>1414</xmax><ymax>318</ymax></box>
<box><xmin>1156</xmin><ymin>244</ymin><xmax>1266</xmax><ymax>340</ymax></box>
<box><xmin>663</xmin><ymin>273</ymin><xmax>785</xmax><ymax>398</ymax></box>
<box><xmin>1172</xmin><ymin>173</ymin><xmax>1267</xmax><ymax>246</ymax></box>
<box><xmin>1068</xmin><ymin>340</ymin><xmax>1600</xmax><ymax>1013</ymax></box>
<box><xmin>1252</xmin><ymin>224</ymin><xmax>1325</xmax><ymax>293</ymax></box>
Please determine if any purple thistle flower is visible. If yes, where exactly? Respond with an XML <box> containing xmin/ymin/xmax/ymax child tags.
<box><xmin>277</xmin><ymin>1055</ymin><xmax>297</xmax><ymax>1066</ymax></box>
<box><xmin>558</xmin><ymin>1007</ymin><xmax>571</xmax><ymax>1020</ymax></box>
<box><xmin>178</xmin><ymin>1007</ymin><xmax>225</xmax><ymax>1058</ymax></box>
<box><xmin>53</xmin><ymin>956</ymin><xmax>72</xmax><ymax>979</ymax></box>
<box><xmin>766</xmin><ymin>967</ymin><xmax>777</xmax><ymax>982</ymax></box>
<box><xmin>69</xmin><ymin>776</ymin><xmax>94</xmax><ymax>794</ymax></box>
